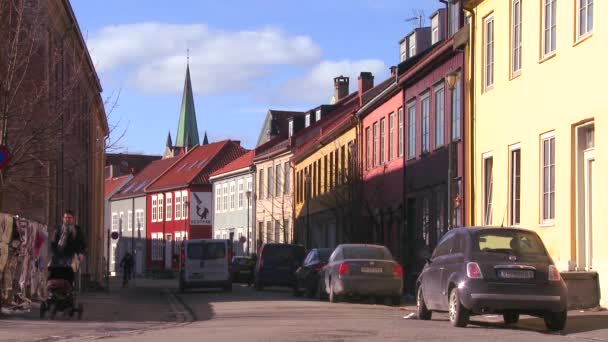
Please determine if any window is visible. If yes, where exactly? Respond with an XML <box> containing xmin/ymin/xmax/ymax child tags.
<box><xmin>400</xmin><ymin>41</ymin><xmax>407</xmax><ymax>62</ymax></box>
<box><xmin>128</xmin><ymin>211</ymin><xmax>133</xmax><ymax>231</ymax></box>
<box><xmin>408</xmin><ymin>34</ymin><xmax>416</xmax><ymax>58</ymax></box>
<box><xmin>510</xmin><ymin>147</ymin><xmax>521</xmax><ymax>225</ymax></box>
<box><xmin>248</xmin><ymin>178</ymin><xmax>253</xmax><ymax>207</ymax></box>
<box><xmin>578</xmin><ymin>0</ymin><xmax>593</xmax><ymax>38</ymax></box>
<box><xmin>305</xmin><ymin>114</ymin><xmax>310</xmax><ymax>127</ymax></box>
<box><xmin>317</xmin><ymin>160</ymin><xmax>322</xmax><ymax>193</ymax></box>
<box><xmin>258</xmin><ymin>169</ymin><xmax>264</xmax><ymax>200</ymax></box>
<box><xmin>112</xmin><ymin>213</ymin><xmax>118</xmax><ymax>231</ymax></box>
<box><xmin>284</xmin><ymin>162</ymin><xmax>290</xmax><ymax>195</ymax></box>
<box><xmin>324</xmin><ymin>156</ymin><xmax>328</xmax><ymax>192</ymax></box>
<box><xmin>275</xmin><ymin>220</ymin><xmax>281</xmax><ymax>243</ymax></box>
<box><xmin>166</xmin><ymin>193</ymin><xmax>172</xmax><ymax>221</ymax></box>
<box><xmin>258</xmin><ymin>222</ymin><xmax>264</xmax><ymax>244</ymax></box>
<box><xmin>398</xmin><ymin>108</ymin><xmax>404</xmax><ymax>157</ymax></box>
<box><xmin>175</xmin><ymin>192</ymin><xmax>182</xmax><ymax>219</ymax></box>
<box><xmin>288</xmin><ymin>120</ymin><xmax>294</xmax><ymax>138</ymax></box>
<box><xmin>329</xmin><ymin>153</ymin><xmax>334</xmax><ymax>189</ymax></box>
<box><xmin>434</xmin><ymin>84</ymin><xmax>445</xmax><ymax>147</ymax></box>
<box><xmin>223</xmin><ymin>184</ymin><xmax>228</xmax><ymax>211</ymax></box>
<box><xmin>151</xmin><ymin>196</ymin><xmax>157</xmax><ymax>222</ymax></box>
<box><xmin>373</xmin><ymin>122</ymin><xmax>379</xmax><ymax>167</ymax></box>
<box><xmin>312</xmin><ymin>162</ymin><xmax>317</xmax><ymax>197</ymax></box>
<box><xmin>135</xmin><ymin>210</ymin><xmax>144</xmax><ymax>231</ymax></box>
<box><xmin>512</xmin><ymin>0</ymin><xmax>522</xmax><ymax>75</ymax></box>
<box><xmin>435</xmin><ymin>190</ymin><xmax>445</xmax><ymax>241</ymax></box>
<box><xmin>230</xmin><ymin>182</ymin><xmax>236</xmax><ymax>210</ymax></box>
<box><xmin>407</xmin><ymin>102</ymin><xmax>416</xmax><ymax>159</ymax></box>
<box><xmin>422</xmin><ymin>197</ymin><xmax>430</xmax><ymax>246</ymax></box>
<box><xmin>483</xmin><ymin>154</ymin><xmax>494</xmax><ymax>225</ymax></box>
<box><xmin>266</xmin><ymin>221</ymin><xmax>272</xmax><ymax>242</ymax></box>
<box><xmin>216</xmin><ymin>185</ymin><xmax>222</xmax><ymax>211</ymax></box>
<box><xmin>365</xmin><ymin>127</ymin><xmax>371</xmax><ymax>169</ymax></box>
<box><xmin>421</xmin><ymin>94</ymin><xmax>430</xmax><ymax>153</ymax></box>
<box><xmin>389</xmin><ymin>113</ymin><xmax>395</xmax><ymax>161</ymax></box>
<box><xmin>449</xmin><ymin>1</ymin><xmax>461</xmax><ymax>36</ymax></box>
<box><xmin>452</xmin><ymin>73</ymin><xmax>462</xmax><ymax>140</ymax></box>
<box><xmin>284</xmin><ymin>219</ymin><xmax>290</xmax><ymax>244</ymax></box>
<box><xmin>484</xmin><ymin>14</ymin><xmax>494</xmax><ymax>89</ymax></box>
<box><xmin>182</xmin><ymin>191</ymin><xmax>188</xmax><ymax>219</ymax></box>
<box><xmin>238</xmin><ymin>180</ymin><xmax>244</xmax><ymax>209</ymax></box>
<box><xmin>119</xmin><ymin>212</ymin><xmax>124</xmax><ymax>231</ymax></box>
<box><xmin>267</xmin><ymin>167</ymin><xmax>273</xmax><ymax>198</ymax></box>
<box><xmin>543</xmin><ymin>0</ymin><xmax>557</xmax><ymax>56</ymax></box>
<box><xmin>380</xmin><ymin>118</ymin><xmax>386</xmax><ymax>164</ymax></box>
<box><xmin>157</xmin><ymin>195</ymin><xmax>163</xmax><ymax>222</ymax></box>
<box><xmin>315</xmin><ymin>109</ymin><xmax>321</xmax><ymax>121</ymax></box>
<box><xmin>340</xmin><ymin>146</ymin><xmax>346</xmax><ymax>184</ymax></box>
<box><xmin>276</xmin><ymin>164</ymin><xmax>281</xmax><ymax>196</ymax></box>
<box><xmin>541</xmin><ymin>132</ymin><xmax>555</xmax><ymax>223</ymax></box>
<box><xmin>431</xmin><ymin>14</ymin><xmax>440</xmax><ymax>44</ymax></box>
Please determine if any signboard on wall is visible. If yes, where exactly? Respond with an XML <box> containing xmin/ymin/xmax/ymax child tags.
<box><xmin>190</xmin><ymin>192</ymin><xmax>212</xmax><ymax>226</ymax></box>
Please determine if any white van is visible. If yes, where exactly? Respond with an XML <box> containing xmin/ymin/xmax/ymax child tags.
<box><xmin>179</xmin><ymin>239</ymin><xmax>232</xmax><ymax>292</ymax></box>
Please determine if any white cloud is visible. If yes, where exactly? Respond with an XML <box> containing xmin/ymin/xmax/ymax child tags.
<box><xmin>89</xmin><ymin>23</ymin><xmax>322</xmax><ymax>95</ymax></box>
<box><xmin>276</xmin><ymin>59</ymin><xmax>388</xmax><ymax>104</ymax></box>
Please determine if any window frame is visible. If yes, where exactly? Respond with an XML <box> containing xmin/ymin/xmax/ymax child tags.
<box><xmin>175</xmin><ymin>191</ymin><xmax>182</xmax><ymax>220</ymax></box>
<box><xmin>267</xmin><ymin>166</ymin><xmax>273</xmax><ymax>199</ymax></box>
<box><xmin>398</xmin><ymin>108</ymin><xmax>404</xmax><ymax>157</ymax></box>
<box><xmin>223</xmin><ymin>184</ymin><xmax>228</xmax><ymax>211</ymax></box>
<box><xmin>421</xmin><ymin>92</ymin><xmax>431</xmax><ymax>153</ymax></box>
<box><xmin>407</xmin><ymin>101</ymin><xmax>416</xmax><ymax>159</ymax></box>
<box><xmin>275</xmin><ymin>164</ymin><xmax>281</xmax><ymax>197</ymax></box>
<box><xmin>112</xmin><ymin>213</ymin><xmax>118</xmax><ymax>231</ymax></box>
<box><xmin>283</xmin><ymin>163</ymin><xmax>290</xmax><ymax>195</ymax></box>
<box><xmin>431</xmin><ymin>14</ymin><xmax>440</xmax><ymax>44</ymax></box>
<box><xmin>182</xmin><ymin>191</ymin><xmax>188</xmax><ymax>219</ymax></box>
<box><xmin>365</xmin><ymin>126</ymin><xmax>371</xmax><ymax>170</ymax></box>
<box><xmin>408</xmin><ymin>33</ymin><xmax>416</xmax><ymax>58</ymax></box>
<box><xmin>230</xmin><ymin>181</ymin><xmax>236</xmax><ymax>211</ymax></box>
<box><xmin>305</xmin><ymin>114</ymin><xmax>310</xmax><ymax>127</ymax></box>
<box><xmin>151</xmin><ymin>196</ymin><xmax>157</xmax><ymax>222</ymax></box>
<box><xmin>542</xmin><ymin>0</ymin><xmax>557</xmax><ymax>58</ymax></box>
<box><xmin>216</xmin><ymin>184</ymin><xmax>222</xmax><ymax>212</ymax></box>
<box><xmin>509</xmin><ymin>144</ymin><xmax>522</xmax><ymax>226</ymax></box>
<box><xmin>483</xmin><ymin>152</ymin><xmax>494</xmax><ymax>226</ymax></box>
<box><xmin>434</xmin><ymin>83</ymin><xmax>445</xmax><ymax>148</ymax></box>
<box><xmin>157</xmin><ymin>194</ymin><xmax>164</xmax><ymax>222</ymax></box>
<box><xmin>380</xmin><ymin>118</ymin><xmax>386</xmax><ymax>164</ymax></box>
<box><xmin>238</xmin><ymin>179</ymin><xmax>244</xmax><ymax>209</ymax></box>
<box><xmin>577</xmin><ymin>0</ymin><xmax>593</xmax><ymax>40</ymax></box>
<box><xmin>373</xmin><ymin>122</ymin><xmax>379</xmax><ymax>167</ymax></box>
<box><xmin>389</xmin><ymin>113</ymin><xmax>395</xmax><ymax>161</ymax></box>
<box><xmin>511</xmin><ymin>0</ymin><xmax>523</xmax><ymax>77</ymax></box>
<box><xmin>451</xmin><ymin>72</ymin><xmax>462</xmax><ymax>141</ymax></box>
<box><xmin>540</xmin><ymin>131</ymin><xmax>556</xmax><ymax>225</ymax></box>
<box><xmin>128</xmin><ymin>210</ymin><xmax>133</xmax><ymax>231</ymax></box>
<box><xmin>484</xmin><ymin>13</ymin><xmax>495</xmax><ymax>91</ymax></box>
<box><xmin>258</xmin><ymin>169</ymin><xmax>264</xmax><ymax>201</ymax></box>
<box><xmin>165</xmin><ymin>193</ymin><xmax>172</xmax><ymax>221</ymax></box>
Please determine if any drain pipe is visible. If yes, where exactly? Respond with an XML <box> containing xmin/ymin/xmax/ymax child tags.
<box><xmin>462</xmin><ymin>3</ymin><xmax>476</xmax><ymax>226</ymax></box>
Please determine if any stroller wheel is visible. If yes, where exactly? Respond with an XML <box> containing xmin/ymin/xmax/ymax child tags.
<box><xmin>77</xmin><ymin>304</ymin><xmax>83</xmax><ymax>320</ymax></box>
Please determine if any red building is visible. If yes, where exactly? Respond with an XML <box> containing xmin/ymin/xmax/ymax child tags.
<box><xmin>144</xmin><ymin>140</ymin><xmax>246</xmax><ymax>270</ymax></box>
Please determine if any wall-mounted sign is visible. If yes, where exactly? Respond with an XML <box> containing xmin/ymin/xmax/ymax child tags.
<box><xmin>190</xmin><ymin>192</ymin><xmax>212</xmax><ymax>226</ymax></box>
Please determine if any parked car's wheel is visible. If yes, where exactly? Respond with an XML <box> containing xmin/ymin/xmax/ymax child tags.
<box><xmin>448</xmin><ymin>288</ymin><xmax>469</xmax><ymax>328</ymax></box>
<box><xmin>503</xmin><ymin>312</ymin><xmax>520</xmax><ymax>325</ymax></box>
<box><xmin>544</xmin><ymin>310</ymin><xmax>567</xmax><ymax>331</ymax></box>
<box><xmin>329</xmin><ymin>281</ymin><xmax>340</xmax><ymax>303</ymax></box>
<box><xmin>417</xmin><ymin>287</ymin><xmax>432</xmax><ymax>320</ymax></box>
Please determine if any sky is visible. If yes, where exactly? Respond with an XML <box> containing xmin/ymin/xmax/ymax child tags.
<box><xmin>71</xmin><ymin>0</ymin><xmax>441</xmax><ymax>155</ymax></box>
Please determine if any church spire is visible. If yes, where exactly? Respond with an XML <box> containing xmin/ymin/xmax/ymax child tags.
<box><xmin>166</xmin><ymin>131</ymin><xmax>173</xmax><ymax>147</ymax></box>
<box><xmin>203</xmin><ymin>131</ymin><xmax>209</xmax><ymax>145</ymax></box>
<box><xmin>175</xmin><ymin>57</ymin><xmax>200</xmax><ymax>148</ymax></box>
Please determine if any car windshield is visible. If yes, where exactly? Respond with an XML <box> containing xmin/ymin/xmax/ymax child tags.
<box><xmin>474</xmin><ymin>230</ymin><xmax>548</xmax><ymax>256</ymax></box>
<box><xmin>263</xmin><ymin>246</ymin><xmax>305</xmax><ymax>263</ymax></box>
<box><xmin>343</xmin><ymin>246</ymin><xmax>391</xmax><ymax>260</ymax></box>
<box><xmin>187</xmin><ymin>242</ymin><xmax>226</xmax><ymax>260</ymax></box>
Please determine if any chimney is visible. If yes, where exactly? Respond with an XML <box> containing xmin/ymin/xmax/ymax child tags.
<box><xmin>130</xmin><ymin>167</ymin><xmax>137</xmax><ymax>175</ymax></box>
<box><xmin>358</xmin><ymin>72</ymin><xmax>374</xmax><ymax>106</ymax></box>
<box><xmin>333</xmin><ymin>76</ymin><xmax>349</xmax><ymax>102</ymax></box>
<box><xmin>390</xmin><ymin>66</ymin><xmax>397</xmax><ymax>77</ymax></box>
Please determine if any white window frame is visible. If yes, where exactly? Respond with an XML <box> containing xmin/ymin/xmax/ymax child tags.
<box><xmin>540</xmin><ymin>131</ymin><xmax>556</xmax><ymax>225</ymax></box>
<box><xmin>373</xmin><ymin>122</ymin><xmax>379</xmax><ymax>167</ymax></box>
<box><xmin>119</xmin><ymin>212</ymin><xmax>124</xmax><ymax>232</ymax></box>
<box><xmin>175</xmin><ymin>191</ymin><xmax>182</xmax><ymax>220</ymax></box>
<box><xmin>166</xmin><ymin>193</ymin><xmax>172</xmax><ymax>221</ymax></box>
<box><xmin>305</xmin><ymin>114</ymin><xmax>310</xmax><ymax>127</ymax></box>
<box><xmin>127</xmin><ymin>210</ymin><xmax>133</xmax><ymax>231</ymax></box>
<box><xmin>182</xmin><ymin>191</ymin><xmax>188</xmax><ymax>219</ymax></box>
<box><xmin>577</xmin><ymin>0</ymin><xmax>593</xmax><ymax>40</ymax></box>
<box><xmin>151</xmin><ymin>196</ymin><xmax>157</xmax><ymax>222</ymax></box>
<box><xmin>315</xmin><ymin>109</ymin><xmax>321</xmax><ymax>121</ymax></box>
<box><xmin>380</xmin><ymin>118</ymin><xmax>386</xmax><ymax>164</ymax></box>
<box><xmin>542</xmin><ymin>0</ymin><xmax>557</xmax><ymax>57</ymax></box>
<box><xmin>509</xmin><ymin>143</ymin><xmax>522</xmax><ymax>226</ymax></box>
<box><xmin>283</xmin><ymin>164</ymin><xmax>289</xmax><ymax>195</ymax></box>
<box><xmin>431</xmin><ymin>14</ymin><xmax>440</xmax><ymax>44</ymax></box>
<box><xmin>408</xmin><ymin>34</ymin><xmax>416</xmax><ymax>58</ymax></box>
<box><xmin>484</xmin><ymin>14</ymin><xmax>495</xmax><ymax>90</ymax></box>
<box><xmin>230</xmin><ymin>182</ymin><xmax>236</xmax><ymax>211</ymax></box>
<box><xmin>421</xmin><ymin>92</ymin><xmax>430</xmax><ymax>153</ymax></box>
<box><xmin>223</xmin><ymin>184</ymin><xmax>228</xmax><ymax>211</ymax></box>
<box><xmin>112</xmin><ymin>213</ymin><xmax>118</xmax><ymax>231</ymax></box>
<box><xmin>451</xmin><ymin>72</ymin><xmax>462</xmax><ymax>141</ymax></box>
<box><xmin>288</xmin><ymin>120</ymin><xmax>294</xmax><ymax>138</ymax></box>
<box><xmin>483</xmin><ymin>152</ymin><xmax>494</xmax><ymax>225</ymax></box>
<box><xmin>365</xmin><ymin>127</ymin><xmax>371</xmax><ymax>169</ymax></box>
<box><xmin>389</xmin><ymin>113</ymin><xmax>395</xmax><ymax>161</ymax></box>
<box><xmin>135</xmin><ymin>210</ymin><xmax>144</xmax><ymax>231</ymax></box>
<box><xmin>238</xmin><ymin>180</ymin><xmax>244</xmax><ymax>209</ymax></box>
<box><xmin>398</xmin><ymin>108</ymin><xmax>404</xmax><ymax>157</ymax></box>
<box><xmin>157</xmin><ymin>194</ymin><xmax>164</xmax><ymax>222</ymax></box>
<box><xmin>434</xmin><ymin>83</ymin><xmax>445</xmax><ymax>148</ymax></box>
<box><xmin>248</xmin><ymin>178</ymin><xmax>253</xmax><ymax>206</ymax></box>
<box><xmin>512</xmin><ymin>0</ymin><xmax>522</xmax><ymax>76</ymax></box>
<box><xmin>407</xmin><ymin>101</ymin><xmax>416</xmax><ymax>159</ymax></box>
<box><xmin>216</xmin><ymin>185</ymin><xmax>222</xmax><ymax>212</ymax></box>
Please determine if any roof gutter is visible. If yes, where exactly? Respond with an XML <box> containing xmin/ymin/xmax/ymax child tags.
<box><xmin>209</xmin><ymin>166</ymin><xmax>253</xmax><ymax>181</ymax></box>
<box><xmin>355</xmin><ymin>82</ymin><xmax>399</xmax><ymax>120</ymax></box>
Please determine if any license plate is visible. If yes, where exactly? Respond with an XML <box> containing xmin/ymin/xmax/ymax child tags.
<box><xmin>361</xmin><ymin>267</ymin><xmax>383</xmax><ymax>274</ymax></box>
<box><xmin>498</xmin><ymin>270</ymin><xmax>534</xmax><ymax>279</ymax></box>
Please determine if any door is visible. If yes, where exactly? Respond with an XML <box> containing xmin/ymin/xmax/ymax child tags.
<box><xmin>165</xmin><ymin>234</ymin><xmax>173</xmax><ymax>270</ymax></box>
<box><xmin>584</xmin><ymin>150</ymin><xmax>595</xmax><ymax>270</ymax></box>
<box><xmin>201</xmin><ymin>241</ymin><xmax>229</xmax><ymax>281</ymax></box>
<box><xmin>423</xmin><ymin>231</ymin><xmax>454</xmax><ymax>310</ymax></box>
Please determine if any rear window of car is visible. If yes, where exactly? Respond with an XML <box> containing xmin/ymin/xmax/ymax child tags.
<box><xmin>187</xmin><ymin>242</ymin><xmax>226</xmax><ymax>260</ymax></box>
<box><xmin>474</xmin><ymin>230</ymin><xmax>548</xmax><ymax>256</ymax></box>
<box><xmin>343</xmin><ymin>246</ymin><xmax>392</xmax><ymax>260</ymax></box>
<box><xmin>233</xmin><ymin>258</ymin><xmax>250</xmax><ymax>265</ymax></box>
<box><xmin>263</xmin><ymin>245</ymin><xmax>305</xmax><ymax>263</ymax></box>
<box><xmin>318</xmin><ymin>249</ymin><xmax>332</xmax><ymax>262</ymax></box>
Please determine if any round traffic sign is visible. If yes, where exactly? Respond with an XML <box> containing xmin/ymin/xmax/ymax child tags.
<box><xmin>111</xmin><ymin>231</ymin><xmax>119</xmax><ymax>240</ymax></box>
<box><xmin>0</xmin><ymin>146</ymin><xmax>9</xmax><ymax>170</ymax></box>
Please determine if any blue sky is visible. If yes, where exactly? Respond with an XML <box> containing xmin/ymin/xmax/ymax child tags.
<box><xmin>72</xmin><ymin>0</ymin><xmax>441</xmax><ymax>155</ymax></box>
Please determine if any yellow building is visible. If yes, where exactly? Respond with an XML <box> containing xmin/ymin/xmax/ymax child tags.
<box><xmin>465</xmin><ymin>0</ymin><xmax>604</xmax><ymax>306</ymax></box>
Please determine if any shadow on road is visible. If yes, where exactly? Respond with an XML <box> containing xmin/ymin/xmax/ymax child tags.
<box><xmin>464</xmin><ymin>314</ymin><xmax>608</xmax><ymax>335</ymax></box>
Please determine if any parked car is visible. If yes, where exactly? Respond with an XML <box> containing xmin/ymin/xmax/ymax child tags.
<box><xmin>254</xmin><ymin>244</ymin><xmax>306</xmax><ymax>290</ymax></box>
<box><xmin>416</xmin><ymin>227</ymin><xmax>568</xmax><ymax>331</ymax></box>
<box><xmin>319</xmin><ymin>244</ymin><xmax>403</xmax><ymax>305</ymax></box>
<box><xmin>293</xmin><ymin>248</ymin><xmax>333</xmax><ymax>297</ymax></box>
<box><xmin>231</xmin><ymin>255</ymin><xmax>256</xmax><ymax>285</ymax></box>
<box><xmin>179</xmin><ymin>239</ymin><xmax>232</xmax><ymax>292</ymax></box>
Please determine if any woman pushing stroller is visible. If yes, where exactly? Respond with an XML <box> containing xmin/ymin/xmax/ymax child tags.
<box><xmin>40</xmin><ymin>209</ymin><xmax>85</xmax><ymax>319</ymax></box>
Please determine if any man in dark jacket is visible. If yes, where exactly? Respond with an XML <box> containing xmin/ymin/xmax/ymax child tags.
<box><xmin>49</xmin><ymin>209</ymin><xmax>86</xmax><ymax>284</ymax></box>
<box><xmin>119</xmin><ymin>252</ymin><xmax>134</xmax><ymax>288</ymax></box>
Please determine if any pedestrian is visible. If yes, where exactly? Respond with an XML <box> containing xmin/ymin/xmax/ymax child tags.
<box><xmin>119</xmin><ymin>252</ymin><xmax>134</xmax><ymax>288</ymax></box>
<box><xmin>49</xmin><ymin>210</ymin><xmax>86</xmax><ymax>284</ymax></box>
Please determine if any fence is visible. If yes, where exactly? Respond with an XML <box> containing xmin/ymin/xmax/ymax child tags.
<box><xmin>0</xmin><ymin>213</ymin><xmax>49</xmax><ymax>311</ymax></box>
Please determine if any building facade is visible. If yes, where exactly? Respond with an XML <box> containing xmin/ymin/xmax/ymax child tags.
<box><xmin>465</xmin><ymin>0</ymin><xmax>605</xmax><ymax>306</ymax></box>
<box><xmin>210</xmin><ymin>151</ymin><xmax>254</xmax><ymax>256</ymax></box>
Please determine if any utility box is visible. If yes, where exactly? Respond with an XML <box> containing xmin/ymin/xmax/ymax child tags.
<box><xmin>561</xmin><ymin>271</ymin><xmax>601</xmax><ymax>310</ymax></box>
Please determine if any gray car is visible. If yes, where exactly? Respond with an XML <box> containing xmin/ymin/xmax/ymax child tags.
<box><xmin>319</xmin><ymin>244</ymin><xmax>403</xmax><ymax>305</ymax></box>
<box><xmin>416</xmin><ymin>227</ymin><xmax>568</xmax><ymax>331</ymax></box>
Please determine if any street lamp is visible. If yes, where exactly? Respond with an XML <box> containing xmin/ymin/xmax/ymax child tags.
<box><xmin>245</xmin><ymin>190</ymin><xmax>251</xmax><ymax>255</ymax></box>
<box><xmin>446</xmin><ymin>70</ymin><xmax>459</xmax><ymax>230</ymax></box>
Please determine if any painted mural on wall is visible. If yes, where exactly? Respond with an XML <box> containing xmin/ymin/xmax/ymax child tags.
<box><xmin>190</xmin><ymin>192</ymin><xmax>212</xmax><ymax>226</ymax></box>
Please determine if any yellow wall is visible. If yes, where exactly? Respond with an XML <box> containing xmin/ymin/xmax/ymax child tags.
<box><xmin>294</xmin><ymin>127</ymin><xmax>356</xmax><ymax>219</ymax></box>
<box><xmin>468</xmin><ymin>0</ymin><xmax>607</xmax><ymax>306</ymax></box>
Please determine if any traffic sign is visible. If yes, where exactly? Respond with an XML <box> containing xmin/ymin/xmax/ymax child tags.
<box><xmin>0</xmin><ymin>146</ymin><xmax>9</xmax><ymax>170</ymax></box>
<box><xmin>111</xmin><ymin>231</ymin><xmax>119</xmax><ymax>240</ymax></box>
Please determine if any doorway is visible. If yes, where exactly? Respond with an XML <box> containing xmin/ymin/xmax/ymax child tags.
<box><xmin>576</xmin><ymin>123</ymin><xmax>595</xmax><ymax>271</ymax></box>
<box><xmin>164</xmin><ymin>234</ymin><xmax>173</xmax><ymax>270</ymax></box>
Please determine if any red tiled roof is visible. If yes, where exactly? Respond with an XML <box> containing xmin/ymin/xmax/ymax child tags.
<box><xmin>104</xmin><ymin>175</ymin><xmax>131</xmax><ymax>199</ymax></box>
<box><xmin>210</xmin><ymin>150</ymin><xmax>254</xmax><ymax>178</ymax></box>
<box><xmin>110</xmin><ymin>157</ymin><xmax>179</xmax><ymax>201</ymax></box>
<box><xmin>146</xmin><ymin>140</ymin><xmax>247</xmax><ymax>193</ymax></box>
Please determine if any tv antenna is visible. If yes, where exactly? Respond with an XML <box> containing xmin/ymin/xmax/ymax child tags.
<box><xmin>405</xmin><ymin>10</ymin><xmax>425</xmax><ymax>28</ymax></box>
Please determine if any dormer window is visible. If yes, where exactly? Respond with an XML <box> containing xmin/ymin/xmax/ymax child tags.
<box><xmin>449</xmin><ymin>1</ymin><xmax>461</xmax><ymax>36</ymax></box>
<box><xmin>288</xmin><ymin>120</ymin><xmax>294</xmax><ymax>138</ymax></box>
<box><xmin>408</xmin><ymin>34</ymin><xmax>416</xmax><ymax>58</ymax></box>
<box><xmin>305</xmin><ymin>114</ymin><xmax>310</xmax><ymax>128</ymax></box>
<box><xmin>315</xmin><ymin>109</ymin><xmax>321</xmax><ymax>122</ymax></box>
<box><xmin>400</xmin><ymin>41</ymin><xmax>407</xmax><ymax>62</ymax></box>
<box><xmin>431</xmin><ymin>14</ymin><xmax>440</xmax><ymax>44</ymax></box>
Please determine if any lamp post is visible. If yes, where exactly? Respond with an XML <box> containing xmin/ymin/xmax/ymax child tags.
<box><xmin>246</xmin><ymin>190</ymin><xmax>252</xmax><ymax>255</ymax></box>
<box><xmin>445</xmin><ymin>71</ymin><xmax>459</xmax><ymax>230</ymax></box>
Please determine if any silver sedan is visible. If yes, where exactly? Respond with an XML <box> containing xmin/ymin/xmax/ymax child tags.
<box><xmin>319</xmin><ymin>244</ymin><xmax>403</xmax><ymax>305</ymax></box>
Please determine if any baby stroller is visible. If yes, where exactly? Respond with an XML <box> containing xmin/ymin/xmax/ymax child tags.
<box><xmin>40</xmin><ymin>266</ymin><xmax>83</xmax><ymax>319</ymax></box>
